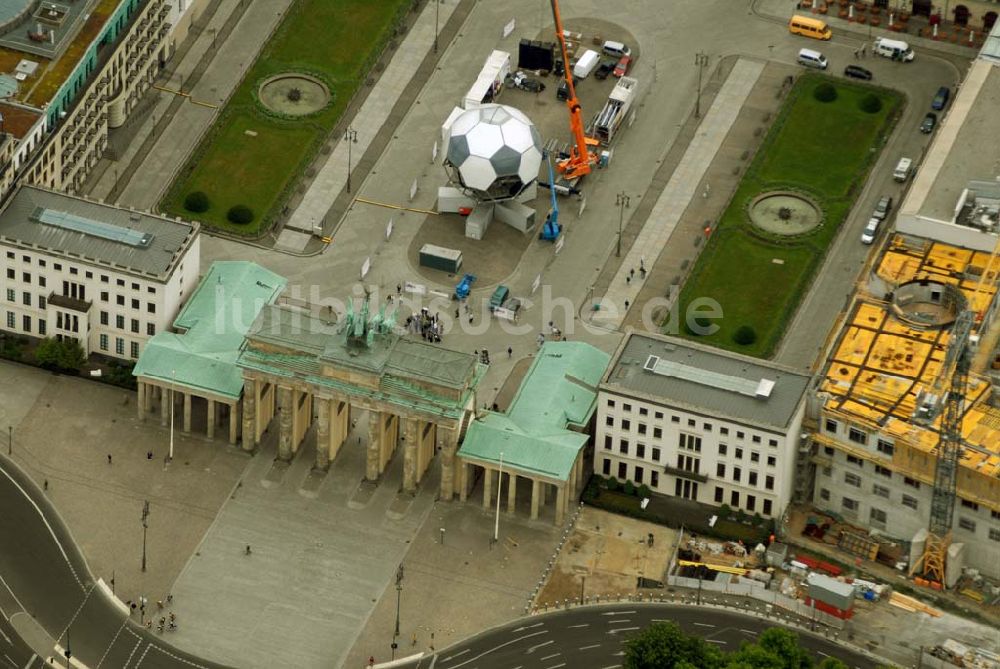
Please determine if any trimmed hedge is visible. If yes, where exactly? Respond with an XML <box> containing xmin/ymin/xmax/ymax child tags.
<box><xmin>733</xmin><ymin>325</ymin><xmax>757</xmax><ymax>346</ymax></box>
<box><xmin>859</xmin><ymin>93</ymin><xmax>882</xmax><ymax>113</ymax></box>
<box><xmin>183</xmin><ymin>191</ymin><xmax>210</xmax><ymax>213</ymax></box>
<box><xmin>227</xmin><ymin>205</ymin><xmax>255</xmax><ymax>225</ymax></box>
<box><xmin>813</xmin><ymin>82</ymin><xmax>837</xmax><ymax>102</ymax></box>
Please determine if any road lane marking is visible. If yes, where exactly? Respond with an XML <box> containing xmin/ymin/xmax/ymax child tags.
<box><xmin>0</xmin><ymin>625</ymin><xmax>9</xmax><ymax>643</ymax></box>
<box><xmin>442</xmin><ymin>630</ymin><xmax>547</xmax><ymax>668</ymax></box>
<box><xmin>0</xmin><ymin>465</ymin><xmax>84</xmax><ymax>589</ymax></box>
<box><xmin>540</xmin><ymin>652</ymin><xmax>561</xmax><ymax>660</ymax></box>
<box><xmin>600</xmin><ymin>665</ymin><xmax>622</xmax><ymax>669</ymax></box>
<box><xmin>600</xmin><ymin>610</ymin><xmax>636</xmax><ymax>616</ymax></box>
<box><xmin>608</xmin><ymin>626</ymin><xmax>640</xmax><ymax>634</ymax></box>
<box><xmin>567</xmin><ymin>623</ymin><xmax>589</xmax><ymax>628</ymax></box>
<box><xmin>740</xmin><ymin>629</ymin><xmax>758</xmax><ymax>636</ymax></box>
<box><xmin>513</xmin><ymin>622</ymin><xmax>544</xmax><ymax>632</ymax></box>
<box><xmin>526</xmin><ymin>640</ymin><xmax>554</xmax><ymax>653</ymax></box>
<box><xmin>818</xmin><ymin>651</ymin><xmax>830</xmax><ymax>657</ymax></box>
<box><xmin>605</xmin><ymin>619</ymin><xmax>630</xmax><ymax>623</ymax></box>
<box><xmin>544</xmin><ymin>664</ymin><xmax>566</xmax><ymax>669</ymax></box>
<box><xmin>707</xmin><ymin>640</ymin><xmax>728</xmax><ymax>645</ymax></box>
<box><xmin>579</xmin><ymin>644</ymin><xmax>601</xmax><ymax>650</ymax></box>
<box><xmin>0</xmin><ymin>578</ymin><xmax>24</xmax><ymax>619</ymax></box>
<box><xmin>442</xmin><ymin>649</ymin><xmax>469</xmax><ymax>662</ymax></box>
<box><xmin>693</xmin><ymin>622</ymin><xmax>715</xmax><ymax>628</ymax></box>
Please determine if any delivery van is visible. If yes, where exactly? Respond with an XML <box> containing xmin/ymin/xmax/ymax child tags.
<box><xmin>789</xmin><ymin>15</ymin><xmax>832</xmax><ymax>40</ymax></box>
<box><xmin>893</xmin><ymin>157</ymin><xmax>913</xmax><ymax>182</ymax></box>
<box><xmin>797</xmin><ymin>48</ymin><xmax>828</xmax><ymax>70</ymax></box>
<box><xmin>873</xmin><ymin>37</ymin><xmax>914</xmax><ymax>61</ymax></box>
<box><xmin>573</xmin><ymin>49</ymin><xmax>600</xmax><ymax>79</ymax></box>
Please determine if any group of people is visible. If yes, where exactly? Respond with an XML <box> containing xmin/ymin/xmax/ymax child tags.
<box><xmin>126</xmin><ymin>594</ymin><xmax>177</xmax><ymax>633</ymax></box>
<box><xmin>405</xmin><ymin>307</ymin><xmax>444</xmax><ymax>343</ymax></box>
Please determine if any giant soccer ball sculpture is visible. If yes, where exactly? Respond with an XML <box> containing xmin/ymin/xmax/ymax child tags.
<box><xmin>444</xmin><ymin>104</ymin><xmax>543</xmax><ymax>203</ymax></box>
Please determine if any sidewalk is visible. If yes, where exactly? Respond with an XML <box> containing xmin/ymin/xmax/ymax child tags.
<box><xmin>591</xmin><ymin>58</ymin><xmax>766</xmax><ymax>328</ymax></box>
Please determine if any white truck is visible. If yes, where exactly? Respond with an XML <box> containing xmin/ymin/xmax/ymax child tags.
<box><xmin>873</xmin><ymin>37</ymin><xmax>914</xmax><ymax>61</ymax></box>
<box><xmin>594</xmin><ymin>76</ymin><xmax>637</xmax><ymax>145</ymax></box>
<box><xmin>572</xmin><ymin>49</ymin><xmax>600</xmax><ymax>79</ymax></box>
<box><xmin>463</xmin><ymin>50</ymin><xmax>511</xmax><ymax>108</ymax></box>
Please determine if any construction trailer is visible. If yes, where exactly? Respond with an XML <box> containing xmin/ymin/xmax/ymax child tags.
<box><xmin>419</xmin><ymin>244</ymin><xmax>463</xmax><ymax>274</ymax></box>
<box><xmin>463</xmin><ymin>50</ymin><xmax>511</xmax><ymax>109</ymax></box>
<box><xmin>593</xmin><ymin>75</ymin><xmax>637</xmax><ymax>145</ymax></box>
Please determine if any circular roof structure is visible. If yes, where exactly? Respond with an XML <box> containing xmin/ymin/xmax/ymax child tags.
<box><xmin>444</xmin><ymin>104</ymin><xmax>543</xmax><ymax>202</ymax></box>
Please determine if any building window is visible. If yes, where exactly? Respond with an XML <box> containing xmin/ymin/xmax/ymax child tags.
<box><xmin>637</xmin><ymin>423</ymin><xmax>647</xmax><ymax>435</ymax></box>
<box><xmin>750</xmin><ymin>451</ymin><xmax>760</xmax><ymax>463</ymax></box>
<box><xmin>768</xmin><ymin>438</ymin><xmax>778</xmax><ymax>447</ymax></box>
<box><xmin>703</xmin><ymin>423</ymin><xmax>712</xmax><ymax>432</ymax></box>
<box><xmin>85</xmin><ymin>271</ymin><xmax>93</xmax><ymax>279</ymax></box>
<box><xmin>69</xmin><ymin>267</ymin><xmax>77</xmax><ymax>275</ymax></box>
<box><xmin>131</xmin><ymin>298</ymin><xmax>139</xmax><ymax>310</ymax></box>
<box><xmin>736</xmin><ymin>431</ymin><xmax>745</xmax><ymax>440</ymax></box>
<box><xmin>5</xmin><ymin>269</ymin><xmax>13</xmax><ymax>280</ymax></box>
<box><xmin>99</xmin><ymin>334</ymin><xmax>108</xmax><ymax>351</ymax></box>
<box><xmin>848</xmin><ymin>427</ymin><xmax>867</xmax><ymax>445</ymax></box>
<box><xmin>100</xmin><ymin>291</ymin><xmax>108</xmax><ymax>302</ymax></box>
<box><xmin>4</xmin><ymin>251</ymin><xmax>11</xmax><ymax>259</ymax></box>
<box><xmin>765</xmin><ymin>475</ymin><xmax>774</xmax><ymax>491</ymax></box>
<box><xmin>636</xmin><ymin>443</ymin><xmax>646</xmax><ymax>458</ymax></box>
<box><xmin>99</xmin><ymin>311</ymin><xmax>108</xmax><ymax>326</ymax></box>
<box><xmin>131</xmin><ymin>282</ymin><xmax>139</xmax><ymax>291</ymax></box>
<box><xmin>960</xmin><ymin>499</ymin><xmax>979</xmax><ymax>511</ymax></box>
<box><xmin>653</xmin><ymin>427</ymin><xmax>662</xmax><ymax>439</ymax></box>
<box><xmin>746</xmin><ymin>495</ymin><xmax>755</xmax><ymax>512</ymax></box>
<box><xmin>958</xmin><ymin>518</ymin><xmax>976</xmax><ymax>533</ymax></box>
<box><xmin>842</xmin><ymin>497</ymin><xmax>859</xmax><ymax>512</ymax></box>
<box><xmin>730</xmin><ymin>490</ymin><xmax>739</xmax><ymax>507</ymax></box>
<box><xmin>718</xmin><ymin>443</ymin><xmax>727</xmax><ymax>456</ymax></box>
<box><xmin>716</xmin><ymin>463</ymin><xmax>726</xmax><ymax>477</ymax></box>
<box><xmin>846</xmin><ymin>454</ymin><xmax>864</xmax><ymax>468</ymax></box>
<box><xmin>823</xmin><ymin>446</ymin><xmax>834</xmax><ymax>456</ymax></box>
<box><xmin>714</xmin><ymin>487</ymin><xmax>724</xmax><ymax>503</ymax></box>
<box><xmin>621</xmin><ymin>403</ymin><xmax>631</xmax><ymax>412</ymax></box>
<box><xmin>22</xmin><ymin>292</ymin><xmax>31</xmax><ymax>306</ymax></box>
<box><xmin>54</xmin><ymin>264</ymin><xmax>61</xmax><ymax>271</ymax></box>
<box><xmin>902</xmin><ymin>495</ymin><xmax>918</xmax><ymax>510</ymax></box>
<box><xmin>130</xmin><ymin>341</ymin><xmax>139</xmax><ymax>358</ymax></box>
<box><xmin>751</xmin><ymin>435</ymin><xmax>761</xmax><ymax>444</ymax></box>
<box><xmin>654</xmin><ymin>411</ymin><xmax>663</xmax><ymax>420</ymax></box>
<box><xmin>651</xmin><ymin>447</ymin><xmax>661</xmax><ymax>462</ymax></box>
<box><xmin>100</xmin><ymin>275</ymin><xmax>109</xmax><ymax>283</ymax></box>
<box><xmin>870</xmin><ymin>508</ymin><xmax>887</xmax><ymax>527</ymax></box>
<box><xmin>618</xmin><ymin>462</ymin><xmax>627</xmax><ymax>479</ymax></box>
<box><xmin>873</xmin><ymin>484</ymin><xmax>890</xmax><ymax>498</ymax></box>
<box><xmin>875</xmin><ymin>465</ymin><xmax>892</xmax><ymax>478</ymax></box>
<box><xmin>877</xmin><ymin>439</ymin><xmax>894</xmax><ymax>456</ymax></box>
<box><xmin>822</xmin><ymin>466</ymin><xmax>832</xmax><ymax>477</ymax></box>
<box><xmin>116</xmin><ymin>295</ymin><xmax>125</xmax><ymax>306</ymax></box>
<box><xmin>671</xmin><ymin>415</ymin><xmax>679</xmax><ymax>423</ymax></box>
<box><xmin>687</xmin><ymin>419</ymin><xmax>695</xmax><ymax>427</ymax></box>
<box><xmin>604</xmin><ymin>435</ymin><xmax>612</xmax><ymax>450</ymax></box>
<box><xmin>845</xmin><ymin>472</ymin><xmax>861</xmax><ymax>487</ymax></box>
<box><xmin>22</xmin><ymin>272</ymin><xmax>30</xmax><ymax>284</ymax></box>
<box><xmin>116</xmin><ymin>315</ymin><xmax>124</xmax><ymax>329</ymax></box>
<box><xmin>115</xmin><ymin>338</ymin><xmax>124</xmax><ymax>356</ymax></box>
<box><xmin>130</xmin><ymin>318</ymin><xmax>139</xmax><ymax>334</ymax></box>
<box><xmin>5</xmin><ymin>289</ymin><xmax>13</xmax><ymax>302</ymax></box>
<box><xmin>993</xmin><ymin>510</ymin><xmax>1000</xmax><ymax>521</ymax></box>
<box><xmin>621</xmin><ymin>419</ymin><xmax>631</xmax><ymax>430</ymax></box>
<box><xmin>720</xmin><ymin>426</ymin><xmax>729</xmax><ymax>436</ymax></box>
<box><xmin>602</xmin><ymin>459</ymin><xmax>611</xmax><ymax>475</ymax></box>
<box><xmin>767</xmin><ymin>455</ymin><xmax>776</xmax><ymax>467</ymax></box>
<box><xmin>634</xmin><ymin>467</ymin><xmax>644</xmax><ymax>484</ymax></box>
<box><xmin>732</xmin><ymin>467</ymin><xmax>741</xmax><ymax>483</ymax></box>
<box><xmin>5</xmin><ymin>311</ymin><xmax>13</xmax><ymax>328</ymax></box>
<box><xmin>606</xmin><ymin>399</ymin><xmax>615</xmax><ymax>408</ymax></box>
<box><xmin>650</xmin><ymin>471</ymin><xmax>659</xmax><ymax>488</ymax></box>
<box><xmin>819</xmin><ymin>488</ymin><xmax>830</xmax><ymax>501</ymax></box>
<box><xmin>989</xmin><ymin>528</ymin><xmax>1000</xmax><ymax>542</ymax></box>
<box><xmin>639</xmin><ymin>407</ymin><xmax>647</xmax><ymax>416</ymax></box>
<box><xmin>735</xmin><ymin>447</ymin><xmax>743</xmax><ymax>460</ymax></box>
<box><xmin>904</xmin><ymin>477</ymin><xmax>921</xmax><ymax>489</ymax></box>
<box><xmin>619</xmin><ymin>440</ymin><xmax>628</xmax><ymax>455</ymax></box>
<box><xmin>22</xmin><ymin>315</ymin><xmax>30</xmax><ymax>332</ymax></box>
<box><xmin>763</xmin><ymin>499</ymin><xmax>772</xmax><ymax>516</ymax></box>
<box><xmin>605</xmin><ymin>416</ymin><xmax>614</xmax><ymax>427</ymax></box>
<box><xmin>116</xmin><ymin>279</ymin><xmax>125</xmax><ymax>287</ymax></box>
<box><xmin>748</xmin><ymin>472</ymin><xmax>758</xmax><ymax>486</ymax></box>
<box><xmin>38</xmin><ymin>320</ymin><xmax>45</xmax><ymax>335</ymax></box>
<box><xmin>679</xmin><ymin>434</ymin><xmax>701</xmax><ymax>452</ymax></box>
<box><xmin>38</xmin><ymin>276</ymin><xmax>45</xmax><ymax>288</ymax></box>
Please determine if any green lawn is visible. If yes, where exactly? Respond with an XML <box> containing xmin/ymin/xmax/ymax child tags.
<box><xmin>161</xmin><ymin>0</ymin><xmax>411</xmax><ymax>234</ymax></box>
<box><xmin>675</xmin><ymin>74</ymin><xmax>901</xmax><ymax>358</ymax></box>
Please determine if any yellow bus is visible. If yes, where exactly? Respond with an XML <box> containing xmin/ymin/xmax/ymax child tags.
<box><xmin>789</xmin><ymin>15</ymin><xmax>832</xmax><ymax>40</ymax></box>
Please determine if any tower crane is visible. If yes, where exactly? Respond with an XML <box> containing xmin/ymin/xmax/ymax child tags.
<box><xmin>548</xmin><ymin>0</ymin><xmax>598</xmax><ymax>181</ymax></box>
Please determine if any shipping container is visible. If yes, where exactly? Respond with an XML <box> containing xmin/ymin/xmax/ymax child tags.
<box><xmin>419</xmin><ymin>244</ymin><xmax>463</xmax><ymax>274</ymax></box>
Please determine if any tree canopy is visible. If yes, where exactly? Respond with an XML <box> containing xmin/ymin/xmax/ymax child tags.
<box><xmin>624</xmin><ymin>623</ymin><xmax>852</xmax><ymax>669</ymax></box>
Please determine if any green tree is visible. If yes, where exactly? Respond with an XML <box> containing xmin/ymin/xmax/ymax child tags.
<box><xmin>227</xmin><ymin>204</ymin><xmax>255</xmax><ymax>225</ymax></box>
<box><xmin>35</xmin><ymin>337</ymin><xmax>86</xmax><ymax>372</ymax></box>
<box><xmin>183</xmin><ymin>191</ymin><xmax>210</xmax><ymax>213</ymax></box>
<box><xmin>813</xmin><ymin>82</ymin><xmax>837</xmax><ymax>103</ymax></box>
<box><xmin>624</xmin><ymin>621</ymin><xmax>724</xmax><ymax>669</ymax></box>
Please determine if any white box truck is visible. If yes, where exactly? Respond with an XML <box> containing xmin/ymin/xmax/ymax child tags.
<box><xmin>873</xmin><ymin>37</ymin><xmax>914</xmax><ymax>61</ymax></box>
<box><xmin>463</xmin><ymin>50</ymin><xmax>511</xmax><ymax>108</ymax></box>
<box><xmin>573</xmin><ymin>49</ymin><xmax>600</xmax><ymax>79</ymax></box>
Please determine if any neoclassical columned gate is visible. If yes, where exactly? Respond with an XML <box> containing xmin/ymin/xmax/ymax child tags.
<box><xmin>236</xmin><ymin>301</ymin><xmax>483</xmax><ymax>498</ymax></box>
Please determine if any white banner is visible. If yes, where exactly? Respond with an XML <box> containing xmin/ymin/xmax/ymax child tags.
<box><xmin>554</xmin><ymin>235</ymin><xmax>565</xmax><ymax>254</ymax></box>
<box><xmin>493</xmin><ymin>306</ymin><xmax>516</xmax><ymax>321</ymax></box>
<box><xmin>404</xmin><ymin>281</ymin><xmax>426</xmax><ymax>295</ymax></box>
<box><xmin>502</xmin><ymin>18</ymin><xmax>516</xmax><ymax>39</ymax></box>
<box><xmin>386</xmin><ymin>218</ymin><xmax>394</xmax><ymax>240</ymax></box>
<box><xmin>432</xmin><ymin>141</ymin><xmax>438</xmax><ymax>163</ymax></box>
<box><xmin>361</xmin><ymin>257</ymin><xmax>371</xmax><ymax>278</ymax></box>
<box><xmin>409</xmin><ymin>179</ymin><xmax>419</xmax><ymax>202</ymax></box>
<box><xmin>531</xmin><ymin>273</ymin><xmax>541</xmax><ymax>294</ymax></box>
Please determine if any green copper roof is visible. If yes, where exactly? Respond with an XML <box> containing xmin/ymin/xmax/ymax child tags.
<box><xmin>133</xmin><ymin>262</ymin><xmax>286</xmax><ymax>399</ymax></box>
<box><xmin>459</xmin><ymin>341</ymin><xmax>610</xmax><ymax>481</ymax></box>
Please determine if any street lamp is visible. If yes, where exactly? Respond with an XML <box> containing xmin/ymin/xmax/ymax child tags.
<box><xmin>168</xmin><ymin>369</ymin><xmax>176</xmax><ymax>462</ymax></box>
<box><xmin>392</xmin><ymin>564</ymin><xmax>404</xmax><ymax>659</ymax></box>
<box><xmin>344</xmin><ymin>128</ymin><xmax>358</xmax><ymax>193</ymax></box>
<box><xmin>694</xmin><ymin>52</ymin><xmax>710</xmax><ymax>119</ymax></box>
<box><xmin>141</xmin><ymin>500</ymin><xmax>150</xmax><ymax>572</ymax></box>
<box><xmin>434</xmin><ymin>0</ymin><xmax>440</xmax><ymax>54</ymax></box>
<box><xmin>615</xmin><ymin>192</ymin><xmax>630</xmax><ymax>257</ymax></box>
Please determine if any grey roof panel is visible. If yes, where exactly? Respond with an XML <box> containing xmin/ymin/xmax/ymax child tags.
<box><xmin>0</xmin><ymin>186</ymin><xmax>197</xmax><ymax>280</ymax></box>
<box><xmin>604</xmin><ymin>333</ymin><xmax>811</xmax><ymax>430</ymax></box>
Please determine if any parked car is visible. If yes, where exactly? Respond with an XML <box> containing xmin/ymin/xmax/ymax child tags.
<box><xmin>613</xmin><ymin>55</ymin><xmax>632</xmax><ymax>77</ymax></box>
<box><xmin>920</xmin><ymin>111</ymin><xmax>938</xmax><ymax>134</ymax></box>
<box><xmin>931</xmin><ymin>86</ymin><xmax>950</xmax><ymax>111</ymax></box>
<box><xmin>844</xmin><ymin>65</ymin><xmax>873</xmax><ymax>80</ymax></box>
<box><xmin>510</xmin><ymin>71</ymin><xmax>545</xmax><ymax>93</ymax></box>
<box><xmin>861</xmin><ymin>217</ymin><xmax>881</xmax><ymax>244</ymax></box>
<box><xmin>873</xmin><ymin>195</ymin><xmax>893</xmax><ymax>221</ymax></box>
<box><xmin>595</xmin><ymin>59</ymin><xmax>615</xmax><ymax>80</ymax></box>
<box><xmin>557</xmin><ymin>79</ymin><xmax>569</xmax><ymax>101</ymax></box>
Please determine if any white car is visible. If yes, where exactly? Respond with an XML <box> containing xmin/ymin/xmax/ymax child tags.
<box><xmin>861</xmin><ymin>217</ymin><xmax>881</xmax><ymax>244</ymax></box>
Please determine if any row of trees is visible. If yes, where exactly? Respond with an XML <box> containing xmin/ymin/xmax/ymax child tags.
<box><xmin>624</xmin><ymin>622</ymin><xmax>887</xmax><ymax>669</ymax></box>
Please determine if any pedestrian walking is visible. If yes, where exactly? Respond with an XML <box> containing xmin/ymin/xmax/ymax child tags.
<box><xmin>626</xmin><ymin>275</ymin><xmax>631</xmax><ymax>285</ymax></box>
<box><xmin>107</xmin><ymin>454</ymin><xmax>112</xmax><ymax>465</ymax></box>
<box><xmin>454</xmin><ymin>307</ymin><xmax>460</xmax><ymax>318</ymax></box>
<box><xmin>396</xmin><ymin>284</ymin><xmax>402</xmax><ymax>296</ymax></box>
<box><xmin>147</xmin><ymin>451</ymin><xmax>153</xmax><ymax>460</ymax></box>
<box><xmin>639</xmin><ymin>267</ymin><xmax>646</xmax><ymax>279</ymax></box>
<box><xmin>630</xmin><ymin>268</ymin><xmax>635</xmax><ymax>279</ymax></box>
<box><xmin>245</xmin><ymin>544</ymin><xmax>252</xmax><ymax>556</ymax></box>
<box><xmin>507</xmin><ymin>346</ymin><xmax>512</xmax><ymax>358</ymax></box>
<box><xmin>43</xmin><ymin>479</ymin><xmax>48</xmax><ymax>491</ymax></box>
<box><xmin>166</xmin><ymin>594</ymin><xmax>173</xmax><ymax>604</ymax></box>
<box><xmin>625</xmin><ymin>299</ymin><xmax>631</xmax><ymax>309</ymax></box>
<box><xmin>468</xmin><ymin>313</ymin><xmax>473</xmax><ymax>324</ymax></box>
<box><xmin>640</xmin><ymin>257</ymin><xmax>645</xmax><ymax>271</ymax></box>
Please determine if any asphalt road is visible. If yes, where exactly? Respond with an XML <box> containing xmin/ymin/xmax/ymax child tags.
<box><xmin>0</xmin><ymin>453</ymin><xmax>235</xmax><ymax>669</ymax></box>
<box><xmin>402</xmin><ymin>604</ymin><xmax>881</xmax><ymax>669</ymax></box>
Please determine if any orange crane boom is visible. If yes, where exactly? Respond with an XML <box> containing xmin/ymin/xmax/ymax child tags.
<box><xmin>549</xmin><ymin>0</ymin><xmax>597</xmax><ymax>180</ymax></box>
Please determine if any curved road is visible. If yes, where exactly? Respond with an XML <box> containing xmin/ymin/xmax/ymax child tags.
<box><xmin>0</xmin><ymin>454</ymin><xmax>235</xmax><ymax>669</ymax></box>
<box><xmin>401</xmin><ymin>605</ymin><xmax>881</xmax><ymax>669</ymax></box>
